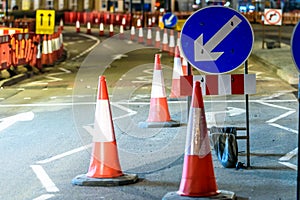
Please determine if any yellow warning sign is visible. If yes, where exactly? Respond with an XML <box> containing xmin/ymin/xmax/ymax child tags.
<box><xmin>36</xmin><ymin>10</ymin><xmax>55</xmax><ymax>34</ymax></box>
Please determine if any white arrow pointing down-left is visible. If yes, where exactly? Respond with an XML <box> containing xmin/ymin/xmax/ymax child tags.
<box><xmin>194</xmin><ymin>15</ymin><xmax>242</xmax><ymax>61</ymax></box>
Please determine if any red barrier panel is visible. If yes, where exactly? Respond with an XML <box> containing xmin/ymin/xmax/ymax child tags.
<box><xmin>10</xmin><ymin>32</ymin><xmax>34</xmax><ymax>67</ymax></box>
<box><xmin>0</xmin><ymin>35</ymin><xmax>10</xmax><ymax>69</ymax></box>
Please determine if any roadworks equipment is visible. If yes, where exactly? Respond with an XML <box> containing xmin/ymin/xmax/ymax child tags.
<box><xmin>72</xmin><ymin>76</ymin><xmax>138</xmax><ymax>186</ymax></box>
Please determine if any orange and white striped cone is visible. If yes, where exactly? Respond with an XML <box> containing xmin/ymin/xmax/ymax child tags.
<box><xmin>41</xmin><ymin>35</ymin><xmax>48</xmax><ymax>66</ymax></box>
<box><xmin>138</xmin><ymin>27</ymin><xmax>144</xmax><ymax>44</ymax></box>
<box><xmin>162</xmin><ymin>81</ymin><xmax>236</xmax><ymax>199</ymax></box>
<box><xmin>176</xmin><ymin>31</ymin><xmax>180</xmax><ymax>47</ymax></box>
<box><xmin>109</xmin><ymin>24</ymin><xmax>114</xmax><ymax>37</ymax></box>
<box><xmin>119</xmin><ymin>25</ymin><xmax>125</xmax><ymax>40</ymax></box>
<box><xmin>60</xmin><ymin>18</ymin><xmax>64</xmax><ymax>30</ymax></box>
<box><xmin>99</xmin><ymin>22</ymin><xmax>104</xmax><ymax>36</ymax></box>
<box><xmin>155</xmin><ymin>27</ymin><xmax>161</xmax><ymax>49</ymax></box>
<box><xmin>47</xmin><ymin>34</ymin><xmax>54</xmax><ymax>65</ymax></box>
<box><xmin>181</xmin><ymin>57</ymin><xmax>189</xmax><ymax>76</ymax></box>
<box><xmin>72</xmin><ymin>76</ymin><xmax>138</xmax><ymax>186</ymax></box>
<box><xmin>169</xmin><ymin>46</ymin><xmax>183</xmax><ymax>99</ymax></box>
<box><xmin>168</xmin><ymin>29</ymin><xmax>175</xmax><ymax>56</ymax></box>
<box><xmin>139</xmin><ymin>54</ymin><xmax>180</xmax><ymax>128</ymax></box>
<box><xmin>162</xmin><ymin>29</ymin><xmax>169</xmax><ymax>52</ymax></box>
<box><xmin>130</xmin><ymin>26</ymin><xmax>135</xmax><ymax>41</ymax></box>
<box><xmin>76</xmin><ymin>20</ymin><xmax>80</xmax><ymax>33</ymax></box>
<box><xmin>86</xmin><ymin>21</ymin><xmax>92</xmax><ymax>34</ymax></box>
<box><xmin>35</xmin><ymin>35</ymin><xmax>42</xmax><ymax>69</ymax></box>
<box><xmin>146</xmin><ymin>27</ymin><xmax>152</xmax><ymax>46</ymax></box>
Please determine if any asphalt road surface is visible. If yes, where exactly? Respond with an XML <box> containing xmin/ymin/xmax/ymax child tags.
<box><xmin>0</xmin><ymin>26</ymin><xmax>298</xmax><ymax>200</ymax></box>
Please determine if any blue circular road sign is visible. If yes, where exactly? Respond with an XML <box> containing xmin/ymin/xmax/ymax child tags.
<box><xmin>291</xmin><ymin>21</ymin><xmax>300</xmax><ymax>72</ymax></box>
<box><xmin>163</xmin><ymin>12</ymin><xmax>178</xmax><ymax>28</ymax></box>
<box><xmin>180</xmin><ymin>6</ymin><xmax>254</xmax><ymax>74</ymax></box>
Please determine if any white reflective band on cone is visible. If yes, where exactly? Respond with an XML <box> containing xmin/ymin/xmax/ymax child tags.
<box><xmin>185</xmin><ymin>107</ymin><xmax>211</xmax><ymax>157</ymax></box>
<box><xmin>151</xmin><ymin>70</ymin><xmax>166</xmax><ymax>98</ymax></box>
<box><xmin>172</xmin><ymin>58</ymin><xmax>182</xmax><ymax>79</ymax></box>
<box><xmin>93</xmin><ymin>100</ymin><xmax>114</xmax><ymax>142</ymax></box>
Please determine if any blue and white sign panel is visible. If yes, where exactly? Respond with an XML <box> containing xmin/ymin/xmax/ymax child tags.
<box><xmin>291</xmin><ymin>21</ymin><xmax>300</xmax><ymax>72</ymax></box>
<box><xmin>163</xmin><ymin>12</ymin><xmax>178</xmax><ymax>28</ymax></box>
<box><xmin>180</xmin><ymin>6</ymin><xmax>254</xmax><ymax>74</ymax></box>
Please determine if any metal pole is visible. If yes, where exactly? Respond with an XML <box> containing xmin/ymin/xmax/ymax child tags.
<box><xmin>186</xmin><ymin>63</ymin><xmax>192</xmax><ymax>123</ymax></box>
<box><xmin>141</xmin><ymin>0</ymin><xmax>144</xmax><ymax>27</ymax></box>
<box><xmin>129</xmin><ymin>0</ymin><xmax>133</xmax><ymax>28</ymax></box>
<box><xmin>245</xmin><ymin>60</ymin><xmax>250</xmax><ymax>168</ymax></box>
<box><xmin>5</xmin><ymin>0</ymin><xmax>8</xmax><ymax>17</ymax></box>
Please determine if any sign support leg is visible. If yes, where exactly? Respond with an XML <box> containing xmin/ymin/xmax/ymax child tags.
<box><xmin>245</xmin><ymin>60</ymin><xmax>250</xmax><ymax>168</ymax></box>
<box><xmin>186</xmin><ymin>62</ymin><xmax>192</xmax><ymax>122</ymax></box>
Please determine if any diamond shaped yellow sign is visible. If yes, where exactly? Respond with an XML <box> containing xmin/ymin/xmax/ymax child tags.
<box><xmin>36</xmin><ymin>10</ymin><xmax>55</xmax><ymax>34</ymax></box>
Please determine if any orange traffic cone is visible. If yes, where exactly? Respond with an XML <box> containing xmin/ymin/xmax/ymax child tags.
<box><xmin>162</xmin><ymin>81</ymin><xmax>236</xmax><ymax>199</ymax></box>
<box><xmin>162</xmin><ymin>29</ymin><xmax>168</xmax><ymax>52</ymax></box>
<box><xmin>60</xmin><ymin>18</ymin><xmax>64</xmax><ymax>30</ymax></box>
<box><xmin>155</xmin><ymin>27</ymin><xmax>161</xmax><ymax>49</ymax></box>
<box><xmin>139</xmin><ymin>54</ymin><xmax>180</xmax><ymax>128</ymax></box>
<box><xmin>168</xmin><ymin>29</ymin><xmax>175</xmax><ymax>56</ymax></box>
<box><xmin>169</xmin><ymin>46</ymin><xmax>183</xmax><ymax>99</ymax></box>
<box><xmin>119</xmin><ymin>25</ymin><xmax>125</xmax><ymax>40</ymax></box>
<box><xmin>146</xmin><ymin>27</ymin><xmax>152</xmax><ymax>46</ymax></box>
<box><xmin>99</xmin><ymin>22</ymin><xmax>104</xmax><ymax>36</ymax></box>
<box><xmin>41</xmin><ymin>34</ymin><xmax>48</xmax><ymax>65</ymax></box>
<box><xmin>86</xmin><ymin>21</ymin><xmax>92</xmax><ymax>34</ymax></box>
<box><xmin>138</xmin><ymin>27</ymin><xmax>144</xmax><ymax>44</ymax></box>
<box><xmin>76</xmin><ymin>20</ymin><xmax>80</xmax><ymax>33</ymax></box>
<box><xmin>109</xmin><ymin>24</ymin><xmax>114</xmax><ymax>37</ymax></box>
<box><xmin>47</xmin><ymin>34</ymin><xmax>54</xmax><ymax>65</ymax></box>
<box><xmin>72</xmin><ymin>76</ymin><xmax>138</xmax><ymax>186</ymax></box>
<box><xmin>178</xmin><ymin>80</ymin><xmax>218</xmax><ymax>197</ymax></box>
<box><xmin>130</xmin><ymin>26</ymin><xmax>135</xmax><ymax>41</ymax></box>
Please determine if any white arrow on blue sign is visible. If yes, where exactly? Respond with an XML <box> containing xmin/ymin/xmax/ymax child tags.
<box><xmin>180</xmin><ymin>6</ymin><xmax>254</xmax><ymax>74</ymax></box>
<box><xmin>291</xmin><ymin>21</ymin><xmax>300</xmax><ymax>72</ymax></box>
<box><xmin>163</xmin><ymin>12</ymin><xmax>178</xmax><ymax>28</ymax></box>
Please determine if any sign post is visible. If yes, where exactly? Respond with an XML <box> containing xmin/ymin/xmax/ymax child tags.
<box><xmin>180</xmin><ymin>6</ymin><xmax>254</xmax><ymax>168</ymax></box>
<box><xmin>291</xmin><ymin>21</ymin><xmax>300</xmax><ymax>200</ymax></box>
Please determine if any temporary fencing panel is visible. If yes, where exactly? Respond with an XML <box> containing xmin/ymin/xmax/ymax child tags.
<box><xmin>0</xmin><ymin>35</ymin><xmax>11</xmax><ymax>69</ymax></box>
<box><xmin>10</xmin><ymin>33</ymin><xmax>35</xmax><ymax>66</ymax></box>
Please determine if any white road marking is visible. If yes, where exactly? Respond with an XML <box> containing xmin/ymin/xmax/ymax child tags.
<box><xmin>37</xmin><ymin>144</ymin><xmax>92</xmax><ymax>164</ymax></box>
<box><xmin>30</xmin><ymin>165</ymin><xmax>59</xmax><ymax>193</ymax></box>
<box><xmin>0</xmin><ymin>111</ymin><xmax>34</xmax><ymax>132</ymax></box>
<box><xmin>279</xmin><ymin>148</ymin><xmax>298</xmax><ymax>161</ymax></box>
<box><xmin>268</xmin><ymin>123</ymin><xmax>298</xmax><ymax>134</ymax></box>
<box><xmin>278</xmin><ymin>162</ymin><xmax>297</xmax><ymax>171</ymax></box>
<box><xmin>258</xmin><ymin>93</ymin><xmax>298</xmax><ymax>171</ymax></box>
<box><xmin>266</xmin><ymin>110</ymin><xmax>296</xmax><ymax>123</ymax></box>
<box><xmin>71</xmin><ymin>34</ymin><xmax>100</xmax><ymax>61</ymax></box>
<box><xmin>25</xmin><ymin>68</ymin><xmax>71</xmax><ymax>86</ymax></box>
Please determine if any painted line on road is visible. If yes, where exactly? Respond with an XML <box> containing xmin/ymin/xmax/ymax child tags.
<box><xmin>279</xmin><ymin>148</ymin><xmax>298</xmax><ymax>161</ymax></box>
<box><xmin>278</xmin><ymin>162</ymin><xmax>297</xmax><ymax>171</ymax></box>
<box><xmin>268</xmin><ymin>123</ymin><xmax>298</xmax><ymax>134</ymax></box>
<box><xmin>0</xmin><ymin>111</ymin><xmax>34</xmax><ymax>132</ymax></box>
<box><xmin>37</xmin><ymin>144</ymin><xmax>92</xmax><ymax>164</ymax></box>
<box><xmin>71</xmin><ymin>33</ymin><xmax>100</xmax><ymax>61</ymax></box>
<box><xmin>30</xmin><ymin>165</ymin><xmax>59</xmax><ymax>193</ymax></box>
<box><xmin>33</xmin><ymin>194</ymin><xmax>55</xmax><ymax>200</ymax></box>
<box><xmin>266</xmin><ymin>110</ymin><xmax>296</xmax><ymax>123</ymax></box>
